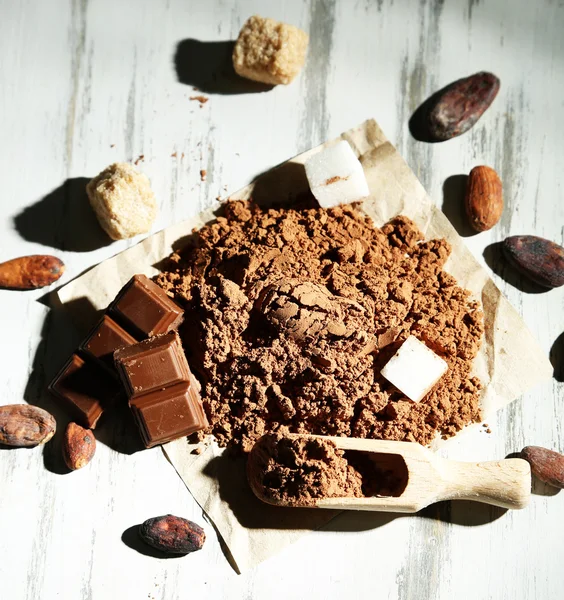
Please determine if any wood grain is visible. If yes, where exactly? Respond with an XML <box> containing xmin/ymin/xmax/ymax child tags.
<box><xmin>0</xmin><ymin>0</ymin><xmax>563</xmax><ymax>598</ymax></box>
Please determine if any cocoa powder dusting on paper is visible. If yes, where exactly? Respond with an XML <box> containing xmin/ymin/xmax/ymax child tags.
<box><xmin>156</xmin><ymin>200</ymin><xmax>484</xmax><ymax>452</ymax></box>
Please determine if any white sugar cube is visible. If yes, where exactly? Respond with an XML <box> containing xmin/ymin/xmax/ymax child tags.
<box><xmin>381</xmin><ymin>336</ymin><xmax>448</xmax><ymax>402</ymax></box>
<box><xmin>304</xmin><ymin>140</ymin><xmax>370</xmax><ymax>208</ymax></box>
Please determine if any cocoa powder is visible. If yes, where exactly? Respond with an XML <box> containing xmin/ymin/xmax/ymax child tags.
<box><xmin>157</xmin><ymin>199</ymin><xmax>484</xmax><ymax>452</ymax></box>
<box><xmin>251</xmin><ymin>433</ymin><xmax>409</xmax><ymax>506</ymax></box>
<box><xmin>253</xmin><ymin>434</ymin><xmax>364</xmax><ymax>506</ymax></box>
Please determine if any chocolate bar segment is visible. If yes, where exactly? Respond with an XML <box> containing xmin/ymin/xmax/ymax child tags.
<box><xmin>109</xmin><ymin>275</ymin><xmax>183</xmax><ymax>339</ymax></box>
<box><xmin>130</xmin><ymin>383</ymin><xmax>208</xmax><ymax>448</ymax></box>
<box><xmin>80</xmin><ymin>315</ymin><xmax>138</xmax><ymax>372</ymax></box>
<box><xmin>114</xmin><ymin>332</ymin><xmax>191</xmax><ymax>398</ymax></box>
<box><xmin>48</xmin><ymin>354</ymin><xmax>120</xmax><ymax>428</ymax></box>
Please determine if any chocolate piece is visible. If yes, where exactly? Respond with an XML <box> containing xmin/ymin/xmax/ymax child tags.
<box><xmin>48</xmin><ymin>354</ymin><xmax>120</xmax><ymax>428</ymax></box>
<box><xmin>115</xmin><ymin>331</ymin><xmax>207</xmax><ymax>447</ymax></box>
<box><xmin>50</xmin><ymin>274</ymin><xmax>191</xmax><ymax>437</ymax></box>
<box><xmin>130</xmin><ymin>382</ymin><xmax>208</xmax><ymax>448</ymax></box>
<box><xmin>80</xmin><ymin>315</ymin><xmax>138</xmax><ymax>372</ymax></box>
<box><xmin>114</xmin><ymin>332</ymin><xmax>191</xmax><ymax>398</ymax></box>
<box><xmin>109</xmin><ymin>274</ymin><xmax>184</xmax><ymax>339</ymax></box>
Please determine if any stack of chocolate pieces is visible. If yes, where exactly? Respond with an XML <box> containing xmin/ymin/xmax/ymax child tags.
<box><xmin>114</xmin><ymin>332</ymin><xmax>208</xmax><ymax>447</ymax></box>
<box><xmin>49</xmin><ymin>275</ymin><xmax>208</xmax><ymax>447</ymax></box>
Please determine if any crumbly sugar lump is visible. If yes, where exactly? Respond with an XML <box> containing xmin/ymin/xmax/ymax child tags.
<box><xmin>157</xmin><ymin>199</ymin><xmax>484</xmax><ymax>452</ymax></box>
<box><xmin>86</xmin><ymin>162</ymin><xmax>157</xmax><ymax>240</ymax></box>
<box><xmin>253</xmin><ymin>434</ymin><xmax>364</xmax><ymax>506</ymax></box>
<box><xmin>232</xmin><ymin>15</ymin><xmax>309</xmax><ymax>85</ymax></box>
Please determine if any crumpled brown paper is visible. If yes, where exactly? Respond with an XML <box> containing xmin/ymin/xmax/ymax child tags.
<box><xmin>57</xmin><ymin>119</ymin><xmax>552</xmax><ymax>573</ymax></box>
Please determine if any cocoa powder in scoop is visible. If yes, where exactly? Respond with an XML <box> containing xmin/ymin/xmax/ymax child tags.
<box><xmin>156</xmin><ymin>199</ymin><xmax>483</xmax><ymax>452</ymax></box>
<box><xmin>252</xmin><ymin>433</ymin><xmax>409</xmax><ymax>506</ymax></box>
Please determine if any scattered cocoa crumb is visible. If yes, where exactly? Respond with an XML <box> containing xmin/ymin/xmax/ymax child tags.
<box><xmin>190</xmin><ymin>95</ymin><xmax>209</xmax><ymax>106</ymax></box>
<box><xmin>157</xmin><ymin>200</ymin><xmax>484</xmax><ymax>452</ymax></box>
<box><xmin>134</xmin><ymin>154</ymin><xmax>145</xmax><ymax>165</ymax></box>
<box><xmin>171</xmin><ymin>152</ymin><xmax>177</xmax><ymax>158</ymax></box>
<box><xmin>110</xmin><ymin>144</ymin><xmax>115</xmax><ymax>148</ymax></box>
<box><xmin>486</xmin><ymin>428</ymin><xmax>491</xmax><ymax>433</ymax></box>
<box><xmin>191</xmin><ymin>446</ymin><xmax>203</xmax><ymax>455</ymax></box>
<box><xmin>200</xmin><ymin>169</ymin><xmax>207</xmax><ymax>182</ymax></box>
<box><xmin>482</xmin><ymin>423</ymin><xmax>489</xmax><ymax>428</ymax></box>
<box><xmin>181</xmin><ymin>152</ymin><xmax>185</xmax><ymax>159</ymax></box>
<box><xmin>324</xmin><ymin>175</ymin><xmax>348</xmax><ymax>186</ymax></box>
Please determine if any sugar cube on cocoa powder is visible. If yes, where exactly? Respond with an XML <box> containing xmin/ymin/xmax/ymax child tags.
<box><xmin>381</xmin><ymin>336</ymin><xmax>448</xmax><ymax>402</ymax></box>
<box><xmin>304</xmin><ymin>140</ymin><xmax>370</xmax><ymax>208</ymax></box>
<box><xmin>232</xmin><ymin>15</ymin><xmax>309</xmax><ymax>85</ymax></box>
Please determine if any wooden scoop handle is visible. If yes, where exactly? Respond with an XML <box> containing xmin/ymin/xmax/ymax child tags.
<box><xmin>437</xmin><ymin>457</ymin><xmax>531</xmax><ymax>509</ymax></box>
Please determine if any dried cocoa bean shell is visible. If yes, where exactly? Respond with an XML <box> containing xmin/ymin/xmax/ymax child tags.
<box><xmin>63</xmin><ymin>422</ymin><xmax>96</xmax><ymax>470</ymax></box>
<box><xmin>465</xmin><ymin>165</ymin><xmax>503</xmax><ymax>232</ymax></box>
<box><xmin>139</xmin><ymin>515</ymin><xmax>205</xmax><ymax>554</ymax></box>
<box><xmin>426</xmin><ymin>72</ymin><xmax>500</xmax><ymax>142</ymax></box>
<box><xmin>0</xmin><ymin>404</ymin><xmax>56</xmax><ymax>447</ymax></box>
<box><xmin>521</xmin><ymin>446</ymin><xmax>564</xmax><ymax>489</ymax></box>
<box><xmin>0</xmin><ymin>255</ymin><xmax>65</xmax><ymax>290</ymax></box>
<box><xmin>502</xmin><ymin>235</ymin><xmax>564</xmax><ymax>289</ymax></box>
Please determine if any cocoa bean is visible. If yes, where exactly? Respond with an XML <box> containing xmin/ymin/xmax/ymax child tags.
<box><xmin>411</xmin><ymin>72</ymin><xmax>500</xmax><ymax>142</ymax></box>
<box><xmin>139</xmin><ymin>515</ymin><xmax>205</xmax><ymax>554</ymax></box>
<box><xmin>0</xmin><ymin>255</ymin><xmax>65</xmax><ymax>290</ymax></box>
<box><xmin>502</xmin><ymin>235</ymin><xmax>564</xmax><ymax>289</ymax></box>
<box><xmin>521</xmin><ymin>446</ymin><xmax>564</xmax><ymax>489</ymax></box>
<box><xmin>63</xmin><ymin>422</ymin><xmax>96</xmax><ymax>470</ymax></box>
<box><xmin>465</xmin><ymin>165</ymin><xmax>503</xmax><ymax>232</ymax></box>
<box><xmin>0</xmin><ymin>404</ymin><xmax>56</xmax><ymax>447</ymax></box>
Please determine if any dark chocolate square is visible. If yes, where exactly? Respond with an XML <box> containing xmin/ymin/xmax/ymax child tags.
<box><xmin>80</xmin><ymin>315</ymin><xmax>138</xmax><ymax>372</ymax></box>
<box><xmin>109</xmin><ymin>274</ymin><xmax>183</xmax><ymax>339</ymax></box>
<box><xmin>114</xmin><ymin>332</ymin><xmax>191</xmax><ymax>398</ymax></box>
<box><xmin>130</xmin><ymin>383</ymin><xmax>208</xmax><ymax>447</ymax></box>
<box><xmin>48</xmin><ymin>354</ymin><xmax>120</xmax><ymax>428</ymax></box>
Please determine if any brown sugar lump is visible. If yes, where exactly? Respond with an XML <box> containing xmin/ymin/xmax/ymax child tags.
<box><xmin>86</xmin><ymin>163</ymin><xmax>157</xmax><ymax>240</ymax></box>
<box><xmin>232</xmin><ymin>15</ymin><xmax>309</xmax><ymax>85</ymax></box>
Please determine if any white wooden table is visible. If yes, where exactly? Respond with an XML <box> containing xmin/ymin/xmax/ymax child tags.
<box><xmin>1</xmin><ymin>1</ymin><xmax>563</xmax><ymax>598</ymax></box>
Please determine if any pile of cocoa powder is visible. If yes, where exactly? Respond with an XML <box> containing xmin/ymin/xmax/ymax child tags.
<box><xmin>157</xmin><ymin>198</ymin><xmax>484</xmax><ymax>452</ymax></box>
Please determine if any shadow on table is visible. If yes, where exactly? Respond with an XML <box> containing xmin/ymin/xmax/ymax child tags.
<box><xmin>441</xmin><ymin>174</ymin><xmax>477</xmax><ymax>238</ymax></box>
<box><xmin>550</xmin><ymin>331</ymin><xmax>564</xmax><ymax>382</ymax></box>
<box><xmin>483</xmin><ymin>242</ymin><xmax>548</xmax><ymax>294</ymax></box>
<box><xmin>174</xmin><ymin>39</ymin><xmax>273</xmax><ymax>95</ymax></box>
<box><xmin>330</xmin><ymin>499</ymin><xmax>507</xmax><ymax>532</ymax></box>
<box><xmin>121</xmin><ymin>525</ymin><xmax>185</xmax><ymax>559</ymax></box>
<box><xmin>21</xmin><ymin>298</ymin><xmax>144</xmax><ymax>475</ymax></box>
<box><xmin>13</xmin><ymin>177</ymin><xmax>111</xmax><ymax>252</ymax></box>
<box><xmin>250</xmin><ymin>160</ymin><xmax>314</xmax><ymax>209</ymax></box>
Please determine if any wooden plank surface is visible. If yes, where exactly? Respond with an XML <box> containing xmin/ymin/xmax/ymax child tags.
<box><xmin>0</xmin><ymin>0</ymin><xmax>562</xmax><ymax>598</ymax></box>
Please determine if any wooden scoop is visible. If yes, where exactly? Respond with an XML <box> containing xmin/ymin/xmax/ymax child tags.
<box><xmin>247</xmin><ymin>434</ymin><xmax>531</xmax><ymax>512</ymax></box>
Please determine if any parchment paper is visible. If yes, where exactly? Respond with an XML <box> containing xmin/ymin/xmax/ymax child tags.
<box><xmin>57</xmin><ymin>119</ymin><xmax>552</xmax><ymax>573</ymax></box>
